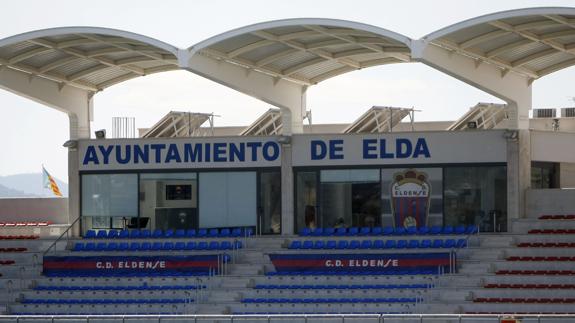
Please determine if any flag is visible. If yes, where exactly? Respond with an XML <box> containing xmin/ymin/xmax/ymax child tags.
<box><xmin>42</xmin><ymin>166</ymin><xmax>63</xmax><ymax>197</ymax></box>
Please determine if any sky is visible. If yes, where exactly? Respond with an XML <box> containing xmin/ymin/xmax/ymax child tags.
<box><xmin>1</xmin><ymin>0</ymin><xmax>575</xmax><ymax>181</ymax></box>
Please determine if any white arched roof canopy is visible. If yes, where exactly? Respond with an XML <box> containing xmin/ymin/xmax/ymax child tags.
<box><xmin>423</xmin><ymin>7</ymin><xmax>575</xmax><ymax>82</ymax></box>
<box><xmin>0</xmin><ymin>27</ymin><xmax>180</xmax><ymax>92</ymax></box>
<box><xmin>189</xmin><ymin>18</ymin><xmax>414</xmax><ymax>86</ymax></box>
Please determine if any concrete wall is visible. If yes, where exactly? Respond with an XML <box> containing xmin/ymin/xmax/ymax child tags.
<box><xmin>531</xmin><ymin>131</ymin><xmax>575</xmax><ymax>163</ymax></box>
<box><xmin>526</xmin><ymin>189</ymin><xmax>575</xmax><ymax>218</ymax></box>
<box><xmin>560</xmin><ymin>163</ymin><xmax>575</xmax><ymax>188</ymax></box>
<box><xmin>0</xmin><ymin>198</ymin><xmax>69</xmax><ymax>224</ymax></box>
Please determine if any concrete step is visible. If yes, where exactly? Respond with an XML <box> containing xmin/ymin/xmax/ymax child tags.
<box><xmin>228</xmin><ymin>264</ymin><xmax>263</xmax><ymax>275</ymax></box>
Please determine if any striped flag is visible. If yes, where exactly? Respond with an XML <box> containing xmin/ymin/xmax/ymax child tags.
<box><xmin>42</xmin><ymin>166</ymin><xmax>63</xmax><ymax>197</ymax></box>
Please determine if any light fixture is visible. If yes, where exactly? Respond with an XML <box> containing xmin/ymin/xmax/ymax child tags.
<box><xmin>95</xmin><ymin>129</ymin><xmax>106</xmax><ymax>139</ymax></box>
<box><xmin>277</xmin><ymin>135</ymin><xmax>291</xmax><ymax>145</ymax></box>
<box><xmin>503</xmin><ymin>129</ymin><xmax>518</xmax><ymax>141</ymax></box>
<box><xmin>467</xmin><ymin>121</ymin><xmax>478</xmax><ymax>129</ymax></box>
<box><xmin>62</xmin><ymin>140</ymin><xmax>78</xmax><ymax>149</ymax></box>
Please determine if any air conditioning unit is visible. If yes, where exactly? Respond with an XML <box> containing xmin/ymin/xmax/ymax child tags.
<box><xmin>561</xmin><ymin>107</ymin><xmax>575</xmax><ymax>118</ymax></box>
<box><xmin>533</xmin><ymin>108</ymin><xmax>556</xmax><ymax>118</ymax></box>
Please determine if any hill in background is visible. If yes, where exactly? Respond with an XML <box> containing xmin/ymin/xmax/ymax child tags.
<box><xmin>0</xmin><ymin>173</ymin><xmax>68</xmax><ymax>197</ymax></box>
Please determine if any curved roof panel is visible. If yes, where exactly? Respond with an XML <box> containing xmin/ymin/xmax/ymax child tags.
<box><xmin>0</xmin><ymin>27</ymin><xmax>180</xmax><ymax>92</ymax></box>
<box><xmin>190</xmin><ymin>18</ymin><xmax>413</xmax><ymax>85</ymax></box>
<box><xmin>423</xmin><ymin>7</ymin><xmax>575</xmax><ymax>80</ymax></box>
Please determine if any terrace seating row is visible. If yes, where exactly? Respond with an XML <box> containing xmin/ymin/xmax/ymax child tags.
<box><xmin>0</xmin><ymin>235</ymin><xmax>38</xmax><ymax>240</ymax></box>
<box><xmin>0</xmin><ymin>221</ymin><xmax>52</xmax><ymax>227</ymax></box>
<box><xmin>73</xmin><ymin>240</ymin><xmax>243</xmax><ymax>251</ymax></box>
<box><xmin>484</xmin><ymin>283</ymin><xmax>575</xmax><ymax>289</ymax></box>
<box><xmin>517</xmin><ymin>242</ymin><xmax>575</xmax><ymax>248</ymax></box>
<box><xmin>299</xmin><ymin>225</ymin><xmax>478</xmax><ymax>237</ymax></box>
<box><xmin>254</xmin><ymin>283</ymin><xmax>430</xmax><ymax>289</ymax></box>
<box><xmin>539</xmin><ymin>215</ymin><xmax>575</xmax><ymax>220</ymax></box>
<box><xmin>43</xmin><ymin>271</ymin><xmax>215</xmax><ymax>277</ymax></box>
<box><xmin>266</xmin><ymin>269</ymin><xmax>439</xmax><ymax>276</ymax></box>
<box><xmin>242</xmin><ymin>297</ymin><xmax>419</xmax><ymax>303</ymax></box>
<box><xmin>0</xmin><ymin>247</ymin><xmax>27</xmax><ymax>252</ymax></box>
<box><xmin>474</xmin><ymin>298</ymin><xmax>575</xmax><ymax>303</ymax></box>
<box><xmin>0</xmin><ymin>260</ymin><xmax>15</xmax><ymax>265</ymax></box>
<box><xmin>21</xmin><ymin>298</ymin><xmax>191</xmax><ymax>304</ymax></box>
<box><xmin>34</xmin><ymin>284</ymin><xmax>205</xmax><ymax>291</ymax></box>
<box><xmin>496</xmin><ymin>270</ymin><xmax>575</xmax><ymax>275</ymax></box>
<box><xmin>85</xmin><ymin>227</ymin><xmax>253</xmax><ymax>239</ymax></box>
<box><xmin>288</xmin><ymin>238</ymin><xmax>467</xmax><ymax>250</ymax></box>
<box><xmin>506</xmin><ymin>256</ymin><xmax>575</xmax><ymax>261</ymax></box>
<box><xmin>528</xmin><ymin>229</ymin><xmax>575</xmax><ymax>234</ymax></box>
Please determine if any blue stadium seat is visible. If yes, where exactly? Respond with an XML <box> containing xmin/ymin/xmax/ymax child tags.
<box><xmin>107</xmin><ymin>230</ymin><xmax>119</xmax><ymax>239</ymax></box>
<box><xmin>96</xmin><ymin>230</ymin><xmax>108</xmax><ymax>239</ymax></box>
<box><xmin>95</xmin><ymin>242</ymin><xmax>107</xmax><ymax>251</ymax></box>
<box><xmin>208</xmin><ymin>241</ymin><xmax>220</xmax><ymax>250</ymax></box>
<box><xmin>373</xmin><ymin>240</ymin><xmax>384</xmax><ymax>249</ymax></box>
<box><xmin>382</xmin><ymin>226</ymin><xmax>394</xmax><ymax>235</ymax></box>
<box><xmin>454</xmin><ymin>225</ymin><xmax>466</xmax><ymax>235</ymax></box>
<box><xmin>174</xmin><ymin>229</ymin><xmax>185</xmax><ymax>238</ymax></box>
<box><xmin>348</xmin><ymin>240</ymin><xmax>360</xmax><ymax>249</ymax></box>
<box><xmin>371</xmin><ymin>227</ymin><xmax>383</xmax><ymax>235</ymax></box>
<box><xmin>220</xmin><ymin>241</ymin><xmax>232</xmax><ymax>250</ymax></box>
<box><xmin>347</xmin><ymin>227</ymin><xmax>359</xmax><ymax>236</ymax></box>
<box><xmin>152</xmin><ymin>229</ymin><xmax>163</xmax><ymax>238</ymax></box>
<box><xmin>326</xmin><ymin>240</ymin><xmax>337</xmax><ymax>249</ymax></box>
<box><xmin>312</xmin><ymin>241</ymin><xmax>324</xmax><ymax>249</ymax></box>
<box><xmin>141</xmin><ymin>242</ymin><xmax>151</xmax><ymax>250</ymax></box>
<box><xmin>234</xmin><ymin>240</ymin><xmax>242</xmax><ymax>249</ymax></box>
<box><xmin>106</xmin><ymin>242</ymin><xmax>118</xmax><ymax>251</ymax></box>
<box><xmin>466</xmin><ymin>225</ymin><xmax>479</xmax><ymax>234</ymax></box>
<box><xmin>197</xmin><ymin>241</ymin><xmax>208</xmax><ymax>250</ymax></box>
<box><xmin>442</xmin><ymin>226</ymin><xmax>454</xmax><ymax>235</ymax></box>
<box><xmin>231</xmin><ymin>228</ymin><xmax>242</xmax><ymax>237</ymax></box>
<box><xmin>220</xmin><ymin>228</ymin><xmax>231</xmax><ymax>237</ymax></box>
<box><xmin>406</xmin><ymin>226</ymin><xmax>418</xmax><ymax>235</ymax></box>
<box><xmin>394</xmin><ymin>227</ymin><xmax>406</xmax><ymax>235</ymax></box>
<box><xmin>396</xmin><ymin>240</ymin><xmax>407</xmax><ymax>249</ymax></box>
<box><xmin>141</xmin><ymin>229</ymin><xmax>151</xmax><ymax>238</ymax></box>
<box><xmin>186</xmin><ymin>229</ymin><xmax>196</xmax><ymax>238</ymax></box>
<box><xmin>335</xmin><ymin>228</ymin><xmax>347</xmax><ymax>236</ymax></box>
<box><xmin>244</xmin><ymin>228</ymin><xmax>254</xmax><ymax>237</ymax></box>
<box><xmin>384</xmin><ymin>240</ymin><xmax>396</xmax><ymax>249</ymax></box>
<box><xmin>311</xmin><ymin>228</ymin><xmax>323</xmax><ymax>236</ymax></box>
<box><xmin>336</xmin><ymin>240</ymin><xmax>348</xmax><ymax>249</ymax></box>
<box><xmin>302</xmin><ymin>241</ymin><xmax>314</xmax><ymax>249</ymax></box>
<box><xmin>360</xmin><ymin>240</ymin><xmax>372</xmax><ymax>249</ymax></box>
<box><xmin>432</xmin><ymin>239</ymin><xmax>443</xmax><ymax>248</ymax></box>
<box><xmin>456</xmin><ymin>239</ymin><xmax>467</xmax><ymax>248</ymax></box>
<box><xmin>151</xmin><ymin>242</ymin><xmax>163</xmax><ymax>250</ymax></box>
<box><xmin>85</xmin><ymin>230</ymin><xmax>96</xmax><ymax>239</ymax></box>
<box><xmin>407</xmin><ymin>240</ymin><xmax>419</xmax><ymax>249</ymax></box>
<box><xmin>444</xmin><ymin>239</ymin><xmax>456</xmax><ymax>248</ymax></box>
<box><xmin>323</xmin><ymin>228</ymin><xmax>335</xmax><ymax>236</ymax></box>
<box><xmin>164</xmin><ymin>229</ymin><xmax>174</xmax><ymax>238</ymax></box>
<box><xmin>360</xmin><ymin>227</ymin><xmax>371</xmax><ymax>236</ymax></box>
<box><xmin>430</xmin><ymin>226</ymin><xmax>442</xmax><ymax>235</ymax></box>
<box><xmin>421</xmin><ymin>239</ymin><xmax>432</xmax><ymax>248</ymax></box>
<box><xmin>197</xmin><ymin>229</ymin><xmax>208</xmax><ymax>237</ymax></box>
<box><xmin>73</xmin><ymin>242</ymin><xmax>84</xmax><ymax>251</ymax></box>
<box><xmin>118</xmin><ymin>242</ymin><xmax>129</xmax><ymax>251</ymax></box>
<box><xmin>130</xmin><ymin>230</ymin><xmax>141</xmax><ymax>239</ymax></box>
<box><xmin>289</xmin><ymin>241</ymin><xmax>302</xmax><ymax>249</ymax></box>
<box><xmin>418</xmin><ymin>226</ymin><xmax>430</xmax><ymax>235</ymax></box>
<box><xmin>129</xmin><ymin>242</ymin><xmax>140</xmax><ymax>251</ymax></box>
<box><xmin>185</xmin><ymin>241</ymin><xmax>196</xmax><ymax>250</ymax></box>
<box><xmin>208</xmin><ymin>228</ymin><xmax>219</xmax><ymax>237</ymax></box>
<box><xmin>163</xmin><ymin>242</ymin><xmax>175</xmax><ymax>250</ymax></box>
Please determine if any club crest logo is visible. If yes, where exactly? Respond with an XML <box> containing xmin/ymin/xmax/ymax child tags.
<box><xmin>390</xmin><ymin>169</ymin><xmax>431</xmax><ymax>228</ymax></box>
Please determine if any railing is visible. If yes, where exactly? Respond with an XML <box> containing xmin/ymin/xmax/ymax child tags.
<box><xmin>43</xmin><ymin>217</ymin><xmax>81</xmax><ymax>256</ymax></box>
<box><xmin>1</xmin><ymin>314</ymin><xmax>574</xmax><ymax>322</ymax></box>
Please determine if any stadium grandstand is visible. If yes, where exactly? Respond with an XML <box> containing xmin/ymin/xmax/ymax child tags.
<box><xmin>1</xmin><ymin>7</ymin><xmax>575</xmax><ymax>323</ymax></box>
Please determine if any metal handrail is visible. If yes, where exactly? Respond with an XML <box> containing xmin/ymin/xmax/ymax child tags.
<box><xmin>43</xmin><ymin>216</ymin><xmax>81</xmax><ymax>256</ymax></box>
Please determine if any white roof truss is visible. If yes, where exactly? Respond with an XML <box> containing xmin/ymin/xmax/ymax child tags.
<box><xmin>447</xmin><ymin>102</ymin><xmax>508</xmax><ymax>131</ymax></box>
<box><xmin>141</xmin><ymin>111</ymin><xmax>214</xmax><ymax>138</ymax></box>
<box><xmin>343</xmin><ymin>106</ymin><xmax>412</xmax><ymax>134</ymax></box>
<box><xmin>240</xmin><ymin>108</ymin><xmax>283</xmax><ymax>136</ymax></box>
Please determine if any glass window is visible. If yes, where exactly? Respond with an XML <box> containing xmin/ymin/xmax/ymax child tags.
<box><xmin>199</xmin><ymin>172</ymin><xmax>256</xmax><ymax>229</ymax></box>
<box><xmin>531</xmin><ymin>162</ymin><xmax>558</xmax><ymax>189</ymax></box>
<box><xmin>295</xmin><ymin>171</ymin><xmax>318</xmax><ymax>232</ymax></box>
<box><xmin>259</xmin><ymin>171</ymin><xmax>281</xmax><ymax>234</ymax></box>
<box><xmin>444</xmin><ymin>166</ymin><xmax>507</xmax><ymax>232</ymax></box>
<box><xmin>140</xmin><ymin>173</ymin><xmax>197</xmax><ymax>231</ymax></box>
<box><xmin>319</xmin><ymin>169</ymin><xmax>380</xmax><ymax>229</ymax></box>
<box><xmin>81</xmin><ymin>173</ymin><xmax>138</xmax><ymax>232</ymax></box>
